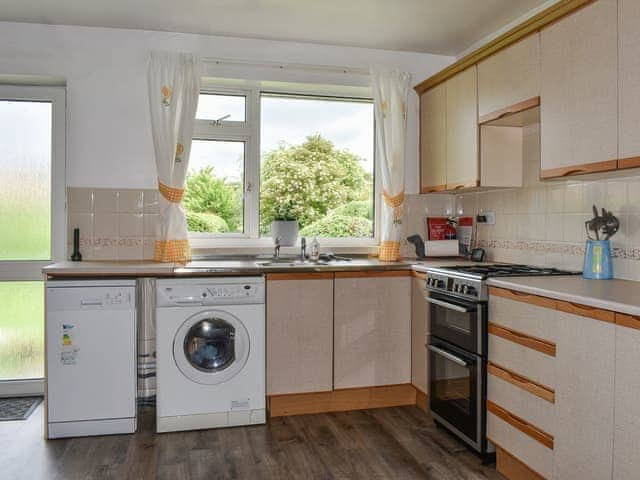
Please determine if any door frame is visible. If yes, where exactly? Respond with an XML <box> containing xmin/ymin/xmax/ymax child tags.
<box><xmin>0</xmin><ymin>85</ymin><xmax>66</xmax><ymax>396</ymax></box>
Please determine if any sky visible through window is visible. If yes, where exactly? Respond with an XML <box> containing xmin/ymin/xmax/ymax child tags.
<box><xmin>189</xmin><ymin>95</ymin><xmax>374</xmax><ymax>181</ymax></box>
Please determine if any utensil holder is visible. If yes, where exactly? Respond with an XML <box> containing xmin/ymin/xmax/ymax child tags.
<box><xmin>583</xmin><ymin>239</ymin><xmax>612</xmax><ymax>279</ymax></box>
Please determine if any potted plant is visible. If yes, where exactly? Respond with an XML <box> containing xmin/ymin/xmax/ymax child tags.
<box><xmin>271</xmin><ymin>201</ymin><xmax>299</xmax><ymax>246</ymax></box>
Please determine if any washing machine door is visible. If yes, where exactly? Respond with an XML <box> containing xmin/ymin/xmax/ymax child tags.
<box><xmin>173</xmin><ymin>310</ymin><xmax>250</xmax><ymax>385</ymax></box>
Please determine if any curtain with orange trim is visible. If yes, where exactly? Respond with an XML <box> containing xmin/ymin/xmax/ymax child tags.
<box><xmin>147</xmin><ymin>51</ymin><xmax>201</xmax><ymax>263</ymax></box>
<box><xmin>371</xmin><ymin>68</ymin><xmax>410</xmax><ymax>261</ymax></box>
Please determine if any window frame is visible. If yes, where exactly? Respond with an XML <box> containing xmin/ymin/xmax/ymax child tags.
<box><xmin>188</xmin><ymin>81</ymin><xmax>380</xmax><ymax>250</ymax></box>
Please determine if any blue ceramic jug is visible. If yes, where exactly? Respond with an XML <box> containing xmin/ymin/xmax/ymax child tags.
<box><xmin>582</xmin><ymin>239</ymin><xmax>613</xmax><ymax>279</ymax></box>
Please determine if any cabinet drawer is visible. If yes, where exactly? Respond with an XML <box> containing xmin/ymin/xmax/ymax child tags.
<box><xmin>488</xmin><ymin>365</ymin><xmax>555</xmax><ymax>435</ymax></box>
<box><xmin>489</xmin><ymin>334</ymin><xmax>555</xmax><ymax>389</ymax></box>
<box><xmin>488</xmin><ymin>410</ymin><xmax>553</xmax><ymax>480</ymax></box>
<box><xmin>489</xmin><ymin>291</ymin><xmax>557</xmax><ymax>343</ymax></box>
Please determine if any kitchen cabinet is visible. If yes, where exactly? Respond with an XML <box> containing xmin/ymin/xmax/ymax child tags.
<box><xmin>477</xmin><ymin>33</ymin><xmax>540</xmax><ymax>120</ymax></box>
<box><xmin>419</xmin><ymin>83</ymin><xmax>447</xmax><ymax>193</ymax></box>
<box><xmin>612</xmin><ymin>314</ymin><xmax>640</xmax><ymax>479</ymax></box>
<box><xmin>618</xmin><ymin>0</ymin><xmax>640</xmax><ymax>169</ymax></box>
<box><xmin>411</xmin><ymin>272</ymin><xmax>428</xmax><ymax>394</ymax></box>
<box><xmin>445</xmin><ymin>66</ymin><xmax>479</xmax><ymax>189</ymax></box>
<box><xmin>540</xmin><ymin>0</ymin><xmax>618</xmax><ymax>178</ymax></box>
<box><xmin>333</xmin><ymin>272</ymin><xmax>411</xmax><ymax>389</ymax></box>
<box><xmin>266</xmin><ymin>273</ymin><xmax>334</xmax><ymax>395</ymax></box>
<box><xmin>552</xmin><ymin>307</ymin><xmax>615</xmax><ymax>480</ymax></box>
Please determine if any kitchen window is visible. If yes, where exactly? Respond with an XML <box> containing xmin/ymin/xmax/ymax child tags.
<box><xmin>189</xmin><ymin>84</ymin><xmax>377</xmax><ymax>247</ymax></box>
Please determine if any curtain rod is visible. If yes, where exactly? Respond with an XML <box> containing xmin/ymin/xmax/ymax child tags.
<box><xmin>202</xmin><ymin>57</ymin><xmax>370</xmax><ymax>76</ymax></box>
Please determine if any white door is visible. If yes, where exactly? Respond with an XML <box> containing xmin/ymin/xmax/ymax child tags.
<box><xmin>0</xmin><ymin>85</ymin><xmax>65</xmax><ymax>396</ymax></box>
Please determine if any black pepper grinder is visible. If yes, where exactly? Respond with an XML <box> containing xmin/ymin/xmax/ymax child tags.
<box><xmin>71</xmin><ymin>228</ymin><xmax>82</xmax><ymax>261</ymax></box>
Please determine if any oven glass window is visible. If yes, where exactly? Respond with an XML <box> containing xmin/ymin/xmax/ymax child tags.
<box><xmin>183</xmin><ymin>318</ymin><xmax>236</xmax><ymax>372</ymax></box>
<box><xmin>433</xmin><ymin>358</ymin><xmax>471</xmax><ymax>415</ymax></box>
<box><xmin>429</xmin><ymin>294</ymin><xmax>480</xmax><ymax>354</ymax></box>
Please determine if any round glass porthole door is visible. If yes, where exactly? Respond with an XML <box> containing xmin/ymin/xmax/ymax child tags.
<box><xmin>174</xmin><ymin>310</ymin><xmax>250</xmax><ymax>385</ymax></box>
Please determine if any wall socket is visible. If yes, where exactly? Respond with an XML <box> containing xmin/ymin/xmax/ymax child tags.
<box><xmin>476</xmin><ymin>211</ymin><xmax>496</xmax><ymax>225</ymax></box>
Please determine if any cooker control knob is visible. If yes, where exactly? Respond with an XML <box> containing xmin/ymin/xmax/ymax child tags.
<box><xmin>436</xmin><ymin>280</ymin><xmax>445</xmax><ymax>289</ymax></box>
<box><xmin>466</xmin><ymin>286</ymin><xmax>477</xmax><ymax>296</ymax></box>
<box><xmin>461</xmin><ymin>285</ymin><xmax>468</xmax><ymax>294</ymax></box>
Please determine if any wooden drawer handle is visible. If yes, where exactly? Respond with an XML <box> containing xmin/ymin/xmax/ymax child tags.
<box><xmin>487</xmin><ymin>401</ymin><xmax>554</xmax><ymax>449</ymax></box>
<box><xmin>488</xmin><ymin>362</ymin><xmax>555</xmax><ymax>403</ymax></box>
<box><xmin>488</xmin><ymin>323</ymin><xmax>556</xmax><ymax>357</ymax></box>
<box><xmin>452</xmin><ymin>184</ymin><xmax>466</xmax><ymax>190</ymax></box>
<box><xmin>561</xmin><ymin>169</ymin><xmax>587</xmax><ymax>176</ymax></box>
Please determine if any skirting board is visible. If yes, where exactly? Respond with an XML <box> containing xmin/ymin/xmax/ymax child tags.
<box><xmin>495</xmin><ymin>445</ymin><xmax>547</xmax><ymax>480</ymax></box>
<box><xmin>415</xmin><ymin>387</ymin><xmax>428</xmax><ymax>413</ymax></box>
<box><xmin>268</xmin><ymin>384</ymin><xmax>418</xmax><ymax>418</ymax></box>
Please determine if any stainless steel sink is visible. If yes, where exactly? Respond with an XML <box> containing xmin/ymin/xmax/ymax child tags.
<box><xmin>255</xmin><ymin>259</ymin><xmax>329</xmax><ymax>267</ymax></box>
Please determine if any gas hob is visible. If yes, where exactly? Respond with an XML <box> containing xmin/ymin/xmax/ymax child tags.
<box><xmin>424</xmin><ymin>264</ymin><xmax>581</xmax><ymax>301</ymax></box>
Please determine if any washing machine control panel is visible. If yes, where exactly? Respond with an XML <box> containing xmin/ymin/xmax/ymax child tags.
<box><xmin>156</xmin><ymin>279</ymin><xmax>265</xmax><ymax>306</ymax></box>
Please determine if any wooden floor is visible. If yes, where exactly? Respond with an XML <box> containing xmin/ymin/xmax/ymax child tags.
<box><xmin>0</xmin><ymin>404</ymin><xmax>504</xmax><ymax>480</ymax></box>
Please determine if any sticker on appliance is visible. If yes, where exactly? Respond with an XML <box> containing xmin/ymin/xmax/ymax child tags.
<box><xmin>61</xmin><ymin>324</ymin><xmax>79</xmax><ymax>365</ymax></box>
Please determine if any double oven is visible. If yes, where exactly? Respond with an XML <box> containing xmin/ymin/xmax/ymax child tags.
<box><xmin>425</xmin><ymin>286</ymin><xmax>493</xmax><ymax>461</ymax></box>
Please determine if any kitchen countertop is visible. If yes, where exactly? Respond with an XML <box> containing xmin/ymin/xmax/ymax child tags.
<box><xmin>487</xmin><ymin>276</ymin><xmax>640</xmax><ymax>317</ymax></box>
<box><xmin>42</xmin><ymin>256</ymin><xmax>476</xmax><ymax>277</ymax></box>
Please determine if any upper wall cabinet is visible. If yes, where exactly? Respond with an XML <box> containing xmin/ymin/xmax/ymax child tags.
<box><xmin>618</xmin><ymin>0</ymin><xmax>640</xmax><ymax>170</ymax></box>
<box><xmin>445</xmin><ymin>66</ymin><xmax>479</xmax><ymax>190</ymax></box>
<box><xmin>420</xmin><ymin>83</ymin><xmax>447</xmax><ymax>193</ymax></box>
<box><xmin>540</xmin><ymin>0</ymin><xmax>618</xmax><ymax>178</ymax></box>
<box><xmin>478</xmin><ymin>33</ymin><xmax>540</xmax><ymax>121</ymax></box>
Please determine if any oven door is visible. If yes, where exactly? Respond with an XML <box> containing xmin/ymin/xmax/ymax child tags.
<box><xmin>429</xmin><ymin>336</ymin><xmax>482</xmax><ymax>451</ymax></box>
<box><xmin>425</xmin><ymin>291</ymin><xmax>485</xmax><ymax>355</ymax></box>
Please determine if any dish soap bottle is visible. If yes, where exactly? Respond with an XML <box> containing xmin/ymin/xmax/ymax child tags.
<box><xmin>309</xmin><ymin>237</ymin><xmax>321</xmax><ymax>261</ymax></box>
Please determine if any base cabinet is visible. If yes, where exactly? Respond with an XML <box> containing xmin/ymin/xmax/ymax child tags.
<box><xmin>334</xmin><ymin>273</ymin><xmax>411</xmax><ymax>389</ymax></box>
<box><xmin>266</xmin><ymin>273</ymin><xmax>334</xmax><ymax>395</ymax></box>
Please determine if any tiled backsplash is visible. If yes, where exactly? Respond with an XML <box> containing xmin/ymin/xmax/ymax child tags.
<box><xmin>67</xmin><ymin>188</ymin><xmax>159</xmax><ymax>260</ymax></box>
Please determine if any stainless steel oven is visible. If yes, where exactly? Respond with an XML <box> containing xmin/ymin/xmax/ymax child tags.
<box><xmin>425</xmin><ymin>288</ymin><xmax>492</xmax><ymax>461</ymax></box>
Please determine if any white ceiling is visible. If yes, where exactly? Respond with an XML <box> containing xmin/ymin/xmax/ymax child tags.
<box><xmin>0</xmin><ymin>0</ymin><xmax>550</xmax><ymax>55</ymax></box>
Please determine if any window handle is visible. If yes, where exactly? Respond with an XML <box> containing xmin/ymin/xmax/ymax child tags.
<box><xmin>246</xmin><ymin>181</ymin><xmax>253</xmax><ymax>192</ymax></box>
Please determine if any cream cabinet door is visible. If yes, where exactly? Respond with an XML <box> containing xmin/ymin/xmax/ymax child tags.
<box><xmin>618</xmin><ymin>0</ymin><xmax>640</xmax><ymax>166</ymax></box>
<box><xmin>540</xmin><ymin>0</ymin><xmax>618</xmax><ymax>177</ymax></box>
<box><xmin>613</xmin><ymin>320</ymin><xmax>640</xmax><ymax>480</ymax></box>
<box><xmin>334</xmin><ymin>274</ymin><xmax>411</xmax><ymax>389</ymax></box>
<box><xmin>446</xmin><ymin>66</ymin><xmax>478</xmax><ymax>189</ymax></box>
<box><xmin>478</xmin><ymin>33</ymin><xmax>540</xmax><ymax>118</ymax></box>
<box><xmin>419</xmin><ymin>83</ymin><xmax>447</xmax><ymax>192</ymax></box>
<box><xmin>411</xmin><ymin>274</ymin><xmax>429</xmax><ymax>394</ymax></box>
<box><xmin>553</xmin><ymin>310</ymin><xmax>615</xmax><ymax>480</ymax></box>
<box><xmin>266</xmin><ymin>274</ymin><xmax>334</xmax><ymax>395</ymax></box>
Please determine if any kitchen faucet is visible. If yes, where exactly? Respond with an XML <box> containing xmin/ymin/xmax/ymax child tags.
<box><xmin>300</xmin><ymin>237</ymin><xmax>306</xmax><ymax>261</ymax></box>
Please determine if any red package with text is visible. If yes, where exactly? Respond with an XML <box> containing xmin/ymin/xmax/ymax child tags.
<box><xmin>427</xmin><ymin>217</ymin><xmax>456</xmax><ymax>240</ymax></box>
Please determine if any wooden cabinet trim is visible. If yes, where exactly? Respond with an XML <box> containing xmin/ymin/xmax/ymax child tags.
<box><xmin>556</xmin><ymin>300</ymin><xmax>615</xmax><ymax>323</ymax></box>
<box><xmin>491</xmin><ymin>443</ymin><xmax>549</xmax><ymax>480</ymax></box>
<box><xmin>618</xmin><ymin>156</ymin><xmax>640</xmax><ymax>170</ymax></box>
<box><xmin>488</xmin><ymin>362</ymin><xmax>555</xmax><ymax>404</ymax></box>
<box><xmin>489</xmin><ymin>287</ymin><xmax>557</xmax><ymax>309</ymax></box>
<box><xmin>539</xmin><ymin>159</ymin><xmax>618</xmax><ymax>179</ymax></box>
<box><xmin>411</xmin><ymin>271</ymin><xmax>427</xmax><ymax>280</ymax></box>
<box><xmin>615</xmin><ymin>313</ymin><xmax>640</xmax><ymax>331</ymax></box>
<box><xmin>445</xmin><ymin>180</ymin><xmax>480</xmax><ymax>191</ymax></box>
<box><xmin>268</xmin><ymin>383</ymin><xmax>417</xmax><ymax>417</ymax></box>
<box><xmin>334</xmin><ymin>270</ymin><xmax>411</xmax><ymax>279</ymax></box>
<box><xmin>489</xmin><ymin>322</ymin><xmax>557</xmax><ymax>357</ymax></box>
<box><xmin>479</xmin><ymin>96</ymin><xmax>540</xmax><ymax>125</ymax></box>
<box><xmin>420</xmin><ymin>184</ymin><xmax>447</xmax><ymax>194</ymax></box>
<box><xmin>266</xmin><ymin>272</ymin><xmax>334</xmax><ymax>281</ymax></box>
<box><xmin>487</xmin><ymin>400</ymin><xmax>554</xmax><ymax>450</ymax></box>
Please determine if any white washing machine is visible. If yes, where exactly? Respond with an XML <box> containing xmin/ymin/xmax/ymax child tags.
<box><xmin>155</xmin><ymin>276</ymin><xmax>265</xmax><ymax>433</ymax></box>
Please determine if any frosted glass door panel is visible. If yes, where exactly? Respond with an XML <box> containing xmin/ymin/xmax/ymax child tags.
<box><xmin>0</xmin><ymin>282</ymin><xmax>44</xmax><ymax>381</ymax></box>
<box><xmin>0</xmin><ymin>100</ymin><xmax>52</xmax><ymax>260</ymax></box>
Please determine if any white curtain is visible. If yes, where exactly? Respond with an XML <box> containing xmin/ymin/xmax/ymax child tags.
<box><xmin>148</xmin><ymin>51</ymin><xmax>201</xmax><ymax>263</ymax></box>
<box><xmin>371</xmin><ymin>67</ymin><xmax>410</xmax><ymax>261</ymax></box>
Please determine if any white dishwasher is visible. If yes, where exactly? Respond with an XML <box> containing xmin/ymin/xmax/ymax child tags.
<box><xmin>46</xmin><ymin>279</ymin><xmax>137</xmax><ymax>438</ymax></box>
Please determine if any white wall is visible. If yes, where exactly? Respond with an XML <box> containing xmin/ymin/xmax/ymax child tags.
<box><xmin>0</xmin><ymin>22</ymin><xmax>453</xmax><ymax>193</ymax></box>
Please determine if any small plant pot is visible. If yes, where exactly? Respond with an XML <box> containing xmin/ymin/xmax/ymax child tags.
<box><xmin>271</xmin><ymin>220</ymin><xmax>298</xmax><ymax>246</ymax></box>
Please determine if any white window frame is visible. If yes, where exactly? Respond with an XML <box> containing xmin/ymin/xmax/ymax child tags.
<box><xmin>0</xmin><ymin>85</ymin><xmax>66</xmax><ymax>395</ymax></box>
<box><xmin>189</xmin><ymin>80</ymin><xmax>380</xmax><ymax>250</ymax></box>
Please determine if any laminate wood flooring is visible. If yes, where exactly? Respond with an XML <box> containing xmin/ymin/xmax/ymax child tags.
<box><xmin>0</xmin><ymin>404</ymin><xmax>504</xmax><ymax>480</ymax></box>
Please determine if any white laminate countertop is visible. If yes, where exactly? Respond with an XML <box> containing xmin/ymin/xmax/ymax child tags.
<box><xmin>42</xmin><ymin>261</ymin><xmax>177</xmax><ymax>276</ymax></box>
<box><xmin>487</xmin><ymin>276</ymin><xmax>640</xmax><ymax>317</ymax></box>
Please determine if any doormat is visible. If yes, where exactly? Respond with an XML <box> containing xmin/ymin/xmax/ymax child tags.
<box><xmin>0</xmin><ymin>396</ymin><xmax>43</xmax><ymax>421</ymax></box>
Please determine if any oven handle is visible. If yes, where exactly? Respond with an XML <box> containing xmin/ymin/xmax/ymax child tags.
<box><xmin>424</xmin><ymin>296</ymin><xmax>473</xmax><ymax>313</ymax></box>
<box><xmin>428</xmin><ymin>345</ymin><xmax>470</xmax><ymax>367</ymax></box>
